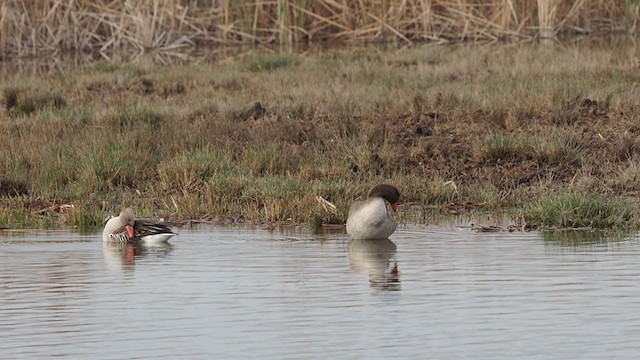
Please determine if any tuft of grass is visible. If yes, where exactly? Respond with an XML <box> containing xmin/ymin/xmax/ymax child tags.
<box><xmin>242</xmin><ymin>143</ymin><xmax>299</xmax><ymax>176</ymax></box>
<box><xmin>464</xmin><ymin>183</ymin><xmax>505</xmax><ymax>208</ymax></box>
<box><xmin>475</xmin><ymin>130</ymin><xmax>583</xmax><ymax>166</ymax></box>
<box><xmin>78</xmin><ymin>141</ymin><xmax>141</xmax><ymax>192</ymax></box>
<box><xmin>615</xmin><ymin>131</ymin><xmax>640</xmax><ymax>160</ymax></box>
<box><xmin>36</xmin><ymin>106</ymin><xmax>93</xmax><ymax>126</ymax></box>
<box><xmin>104</xmin><ymin>104</ymin><xmax>167</xmax><ymax>132</ymax></box>
<box><xmin>157</xmin><ymin>147</ymin><xmax>233</xmax><ymax>193</ymax></box>
<box><xmin>65</xmin><ymin>205</ymin><xmax>104</xmax><ymax>231</ymax></box>
<box><xmin>85</xmin><ymin>62</ymin><xmax>147</xmax><ymax>77</ymax></box>
<box><xmin>243</xmin><ymin>54</ymin><xmax>301</xmax><ymax>72</ymax></box>
<box><xmin>398</xmin><ymin>176</ymin><xmax>458</xmax><ymax>206</ymax></box>
<box><xmin>309</xmin><ymin>211</ymin><xmax>344</xmax><ymax>233</ymax></box>
<box><xmin>0</xmin><ymin>201</ymin><xmax>60</xmax><ymax>230</ymax></box>
<box><xmin>531</xmin><ymin>129</ymin><xmax>583</xmax><ymax>166</ymax></box>
<box><xmin>2</xmin><ymin>87</ymin><xmax>19</xmax><ymax>110</ymax></box>
<box><xmin>474</xmin><ymin>135</ymin><xmax>531</xmax><ymax>162</ymax></box>
<box><xmin>3</xmin><ymin>87</ymin><xmax>66</xmax><ymax>115</ymax></box>
<box><xmin>433</xmin><ymin>92</ymin><xmax>473</xmax><ymax>112</ymax></box>
<box><xmin>611</xmin><ymin>161</ymin><xmax>640</xmax><ymax>191</ymax></box>
<box><xmin>0</xmin><ymin>179</ymin><xmax>29</xmax><ymax>197</ymax></box>
<box><xmin>238</xmin><ymin>178</ymin><xmax>306</xmax><ymax>222</ymax></box>
<box><xmin>523</xmin><ymin>192</ymin><xmax>635</xmax><ymax>230</ymax></box>
<box><xmin>550</xmin><ymin>91</ymin><xmax>582</xmax><ymax>125</ymax></box>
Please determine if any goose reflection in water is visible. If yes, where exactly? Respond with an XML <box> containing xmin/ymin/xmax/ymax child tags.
<box><xmin>103</xmin><ymin>242</ymin><xmax>173</xmax><ymax>274</ymax></box>
<box><xmin>347</xmin><ymin>238</ymin><xmax>400</xmax><ymax>291</ymax></box>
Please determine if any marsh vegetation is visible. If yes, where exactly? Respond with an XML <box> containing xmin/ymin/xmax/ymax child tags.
<box><xmin>1</xmin><ymin>40</ymin><xmax>640</xmax><ymax>231</ymax></box>
<box><xmin>0</xmin><ymin>0</ymin><xmax>638</xmax><ymax>58</ymax></box>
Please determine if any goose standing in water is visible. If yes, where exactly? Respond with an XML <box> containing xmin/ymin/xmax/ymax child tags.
<box><xmin>102</xmin><ymin>208</ymin><xmax>177</xmax><ymax>244</ymax></box>
<box><xmin>346</xmin><ymin>184</ymin><xmax>400</xmax><ymax>240</ymax></box>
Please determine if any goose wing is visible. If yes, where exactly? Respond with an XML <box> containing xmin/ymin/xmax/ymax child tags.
<box><xmin>133</xmin><ymin>220</ymin><xmax>175</xmax><ymax>238</ymax></box>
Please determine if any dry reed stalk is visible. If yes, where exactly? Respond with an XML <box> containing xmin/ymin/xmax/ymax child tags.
<box><xmin>277</xmin><ymin>0</ymin><xmax>290</xmax><ymax>46</ymax></box>
<box><xmin>537</xmin><ymin>0</ymin><xmax>558</xmax><ymax>38</ymax></box>
<box><xmin>498</xmin><ymin>0</ymin><xmax>514</xmax><ymax>29</ymax></box>
<box><xmin>223</xmin><ymin>0</ymin><xmax>230</xmax><ymax>38</ymax></box>
<box><xmin>0</xmin><ymin>2</ymin><xmax>8</xmax><ymax>56</ymax></box>
<box><xmin>0</xmin><ymin>0</ymin><xmax>634</xmax><ymax>57</ymax></box>
<box><xmin>555</xmin><ymin>0</ymin><xmax>585</xmax><ymax>34</ymax></box>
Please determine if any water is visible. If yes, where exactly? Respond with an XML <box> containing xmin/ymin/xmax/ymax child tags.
<box><xmin>2</xmin><ymin>225</ymin><xmax>640</xmax><ymax>359</ymax></box>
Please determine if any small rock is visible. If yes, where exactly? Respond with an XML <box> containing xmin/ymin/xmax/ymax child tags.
<box><xmin>349</xmin><ymin>161</ymin><xmax>359</xmax><ymax>173</ymax></box>
<box><xmin>581</xmin><ymin>98</ymin><xmax>597</xmax><ymax>107</ymax></box>
<box><xmin>251</xmin><ymin>101</ymin><xmax>265</xmax><ymax>119</ymax></box>
<box><xmin>416</xmin><ymin>126</ymin><xmax>433</xmax><ymax>136</ymax></box>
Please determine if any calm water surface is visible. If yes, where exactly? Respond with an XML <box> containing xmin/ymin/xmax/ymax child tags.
<box><xmin>2</xmin><ymin>225</ymin><xmax>640</xmax><ymax>359</ymax></box>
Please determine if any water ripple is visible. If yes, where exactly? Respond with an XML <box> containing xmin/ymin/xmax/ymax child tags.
<box><xmin>2</xmin><ymin>227</ymin><xmax>640</xmax><ymax>359</ymax></box>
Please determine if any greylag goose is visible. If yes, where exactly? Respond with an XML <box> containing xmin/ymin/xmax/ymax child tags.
<box><xmin>346</xmin><ymin>184</ymin><xmax>400</xmax><ymax>240</ymax></box>
<box><xmin>102</xmin><ymin>208</ymin><xmax>177</xmax><ymax>244</ymax></box>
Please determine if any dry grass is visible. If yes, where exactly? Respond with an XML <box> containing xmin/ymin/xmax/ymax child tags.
<box><xmin>2</xmin><ymin>42</ymin><xmax>640</xmax><ymax>229</ymax></box>
<box><xmin>0</xmin><ymin>1</ymin><xmax>637</xmax><ymax>57</ymax></box>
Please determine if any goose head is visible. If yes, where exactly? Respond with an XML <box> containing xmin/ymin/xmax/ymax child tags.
<box><xmin>118</xmin><ymin>207</ymin><xmax>136</xmax><ymax>238</ymax></box>
<box><xmin>368</xmin><ymin>184</ymin><xmax>400</xmax><ymax>212</ymax></box>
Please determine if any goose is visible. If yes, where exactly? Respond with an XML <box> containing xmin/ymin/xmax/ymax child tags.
<box><xmin>102</xmin><ymin>208</ymin><xmax>177</xmax><ymax>244</ymax></box>
<box><xmin>346</xmin><ymin>184</ymin><xmax>400</xmax><ymax>240</ymax></box>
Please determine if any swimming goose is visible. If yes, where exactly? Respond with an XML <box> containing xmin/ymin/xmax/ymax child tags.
<box><xmin>102</xmin><ymin>208</ymin><xmax>177</xmax><ymax>244</ymax></box>
<box><xmin>346</xmin><ymin>184</ymin><xmax>400</xmax><ymax>240</ymax></box>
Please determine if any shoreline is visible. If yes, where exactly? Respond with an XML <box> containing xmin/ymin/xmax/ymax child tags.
<box><xmin>2</xmin><ymin>42</ymin><xmax>640</xmax><ymax>231</ymax></box>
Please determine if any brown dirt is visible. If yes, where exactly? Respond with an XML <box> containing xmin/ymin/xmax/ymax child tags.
<box><xmin>240</xmin><ymin>96</ymin><xmax>640</xmax><ymax>208</ymax></box>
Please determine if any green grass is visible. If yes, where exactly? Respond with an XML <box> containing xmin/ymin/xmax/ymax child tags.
<box><xmin>2</xmin><ymin>86</ymin><xmax>66</xmax><ymax>115</ymax></box>
<box><xmin>474</xmin><ymin>135</ymin><xmax>531</xmax><ymax>162</ymax></box>
<box><xmin>65</xmin><ymin>205</ymin><xmax>105</xmax><ymax>230</ymax></box>
<box><xmin>475</xmin><ymin>127</ymin><xmax>583</xmax><ymax>167</ymax></box>
<box><xmin>2</xmin><ymin>43</ymin><xmax>640</xmax><ymax>230</ymax></box>
<box><xmin>531</xmin><ymin>130</ymin><xmax>584</xmax><ymax>166</ymax></box>
<box><xmin>523</xmin><ymin>192</ymin><xmax>635</xmax><ymax>230</ymax></box>
<box><xmin>243</xmin><ymin>54</ymin><xmax>301</xmax><ymax>72</ymax></box>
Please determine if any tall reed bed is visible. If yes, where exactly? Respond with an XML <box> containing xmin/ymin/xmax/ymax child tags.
<box><xmin>0</xmin><ymin>0</ymin><xmax>636</xmax><ymax>57</ymax></box>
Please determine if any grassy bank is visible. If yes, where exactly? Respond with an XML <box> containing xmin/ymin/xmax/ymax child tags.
<box><xmin>0</xmin><ymin>1</ymin><xmax>638</xmax><ymax>57</ymax></box>
<box><xmin>1</xmin><ymin>41</ymin><xmax>640</xmax><ymax>231</ymax></box>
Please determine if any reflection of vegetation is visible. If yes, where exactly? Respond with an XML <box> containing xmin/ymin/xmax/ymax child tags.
<box><xmin>542</xmin><ymin>230</ymin><xmax>630</xmax><ymax>247</ymax></box>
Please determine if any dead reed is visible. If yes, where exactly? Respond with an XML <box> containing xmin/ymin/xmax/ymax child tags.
<box><xmin>0</xmin><ymin>0</ymin><xmax>636</xmax><ymax>57</ymax></box>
